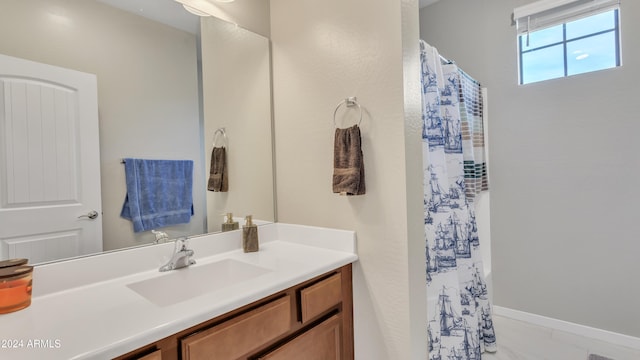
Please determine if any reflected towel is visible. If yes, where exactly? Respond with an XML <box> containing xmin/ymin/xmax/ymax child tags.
<box><xmin>333</xmin><ymin>125</ymin><xmax>365</xmax><ymax>195</ymax></box>
<box><xmin>120</xmin><ymin>158</ymin><xmax>194</xmax><ymax>232</ymax></box>
<box><xmin>207</xmin><ymin>147</ymin><xmax>228</xmax><ymax>192</ymax></box>
<box><xmin>458</xmin><ymin>68</ymin><xmax>488</xmax><ymax>200</ymax></box>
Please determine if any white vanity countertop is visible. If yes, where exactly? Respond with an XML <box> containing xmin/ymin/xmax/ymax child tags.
<box><xmin>0</xmin><ymin>223</ymin><xmax>357</xmax><ymax>360</ymax></box>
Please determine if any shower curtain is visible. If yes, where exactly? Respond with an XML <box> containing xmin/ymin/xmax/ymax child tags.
<box><xmin>420</xmin><ymin>40</ymin><xmax>496</xmax><ymax>360</ymax></box>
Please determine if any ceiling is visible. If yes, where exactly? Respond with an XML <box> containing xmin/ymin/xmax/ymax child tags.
<box><xmin>97</xmin><ymin>0</ymin><xmax>200</xmax><ymax>34</ymax></box>
<box><xmin>98</xmin><ymin>0</ymin><xmax>439</xmax><ymax>34</ymax></box>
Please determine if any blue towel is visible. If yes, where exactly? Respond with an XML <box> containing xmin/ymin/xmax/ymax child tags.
<box><xmin>120</xmin><ymin>158</ymin><xmax>194</xmax><ymax>233</ymax></box>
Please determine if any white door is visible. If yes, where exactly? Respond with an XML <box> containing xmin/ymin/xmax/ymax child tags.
<box><xmin>0</xmin><ymin>54</ymin><xmax>102</xmax><ymax>264</ymax></box>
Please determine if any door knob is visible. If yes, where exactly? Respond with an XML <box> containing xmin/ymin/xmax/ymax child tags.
<box><xmin>78</xmin><ymin>210</ymin><xmax>99</xmax><ymax>220</ymax></box>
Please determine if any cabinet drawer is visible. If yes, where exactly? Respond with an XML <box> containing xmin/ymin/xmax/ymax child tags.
<box><xmin>259</xmin><ymin>314</ymin><xmax>342</xmax><ymax>360</ymax></box>
<box><xmin>300</xmin><ymin>272</ymin><xmax>342</xmax><ymax>323</ymax></box>
<box><xmin>136</xmin><ymin>350</ymin><xmax>161</xmax><ymax>360</ymax></box>
<box><xmin>182</xmin><ymin>295</ymin><xmax>291</xmax><ymax>359</ymax></box>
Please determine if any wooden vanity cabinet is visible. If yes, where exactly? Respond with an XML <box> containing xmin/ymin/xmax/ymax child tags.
<box><xmin>137</xmin><ymin>350</ymin><xmax>162</xmax><ymax>360</ymax></box>
<box><xmin>182</xmin><ymin>296</ymin><xmax>292</xmax><ymax>359</ymax></box>
<box><xmin>257</xmin><ymin>314</ymin><xmax>342</xmax><ymax>360</ymax></box>
<box><xmin>114</xmin><ymin>264</ymin><xmax>353</xmax><ymax>360</ymax></box>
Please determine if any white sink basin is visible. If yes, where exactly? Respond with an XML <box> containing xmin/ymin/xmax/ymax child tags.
<box><xmin>127</xmin><ymin>259</ymin><xmax>271</xmax><ymax>307</ymax></box>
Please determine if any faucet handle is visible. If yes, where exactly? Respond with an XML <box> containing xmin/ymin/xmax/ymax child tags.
<box><xmin>152</xmin><ymin>230</ymin><xmax>169</xmax><ymax>244</ymax></box>
<box><xmin>159</xmin><ymin>237</ymin><xmax>195</xmax><ymax>272</ymax></box>
<box><xmin>175</xmin><ymin>237</ymin><xmax>189</xmax><ymax>250</ymax></box>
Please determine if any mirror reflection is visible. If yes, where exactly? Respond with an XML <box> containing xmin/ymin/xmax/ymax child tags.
<box><xmin>0</xmin><ymin>0</ymin><xmax>275</xmax><ymax>265</ymax></box>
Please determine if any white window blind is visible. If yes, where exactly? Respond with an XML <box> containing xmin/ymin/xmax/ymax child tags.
<box><xmin>514</xmin><ymin>0</ymin><xmax>620</xmax><ymax>35</ymax></box>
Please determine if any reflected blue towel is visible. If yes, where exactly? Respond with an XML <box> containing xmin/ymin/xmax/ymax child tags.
<box><xmin>120</xmin><ymin>158</ymin><xmax>194</xmax><ymax>233</ymax></box>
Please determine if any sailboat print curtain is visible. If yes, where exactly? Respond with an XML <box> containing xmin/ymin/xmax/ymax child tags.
<box><xmin>420</xmin><ymin>40</ymin><xmax>497</xmax><ymax>360</ymax></box>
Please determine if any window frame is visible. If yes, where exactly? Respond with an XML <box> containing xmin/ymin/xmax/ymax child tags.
<box><xmin>518</xmin><ymin>8</ymin><xmax>621</xmax><ymax>85</ymax></box>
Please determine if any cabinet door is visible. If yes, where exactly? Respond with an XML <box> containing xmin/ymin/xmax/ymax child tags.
<box><xmin>182</xmin><ymin>296</ymin><xmax>291</xmax><ymax>360</ymax></box>
<box><xmin>259</xmin><ymin>315</ymin><xmax>342</xmax><ymax>360</ymax></box>
<box><xmin>300</xmin><ymin>272</ymin><xmax>342</xmax><ymax>323</ymax></box>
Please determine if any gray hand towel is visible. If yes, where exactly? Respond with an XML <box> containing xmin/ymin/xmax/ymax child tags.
<box><xmin>333</xmin><ymin>125</ymin><xmax>365</xmax><ymax>195</ymax></box>
<box><xmin>208</xmin><ymin>147</ymin><xmax>228</xmax><ymax>192</ymax></box>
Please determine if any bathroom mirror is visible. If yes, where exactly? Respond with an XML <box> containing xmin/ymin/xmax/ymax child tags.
<box><xmin>0</xmin><ymin>0</ymin><xmax>275</xmax><ymax>264</ymax></box>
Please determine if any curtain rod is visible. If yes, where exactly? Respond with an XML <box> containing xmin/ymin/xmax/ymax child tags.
<box><xmin>439</xmin><ymin>53</ymin><xmax>454</xmax><ymax>65</ymax></box>
<box><xmin>421</xmin><ymin>39</ymin><xmax>454</xmax><ymax>64</ymax></box>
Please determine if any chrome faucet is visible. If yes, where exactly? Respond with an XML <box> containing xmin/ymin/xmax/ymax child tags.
<box><xmin>152</xmin><ymin>230</ymin><xmax>170</xmax><ymax>244</ymax></box>
<box><xmin>159</xmin><ymin>238</ymin><xmax>195</xmax><ymax>272</ymax></box>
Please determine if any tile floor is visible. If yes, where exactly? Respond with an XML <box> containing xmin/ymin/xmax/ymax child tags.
<box><xmin>481</xmin><ymin>315</ymin><xmax>640</xmax><ymax>360</ymax></box>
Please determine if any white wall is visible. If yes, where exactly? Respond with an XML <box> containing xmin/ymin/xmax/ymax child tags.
<box><xmin>421</xmin><ymin>0</ymin><xmax>640</xmax><ymax>338</ymax></box>
<box><xmin>0</xmin><ymin>0</ymin><xmax>205</xmax><ymax>251</ymax></box>
<box><xmin>270</xmin><ymin>0</ymin><xmax>426</xmax><ymax>358</ymax></box>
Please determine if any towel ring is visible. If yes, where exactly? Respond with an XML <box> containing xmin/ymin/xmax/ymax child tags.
<box><xmin>333</xmin><ymin>97</ymin><xmax>362</xmax><ymax>128</ymax></box>
<box><xmin>213</xmin><ymin>128</ymin><xmax>228</xmax><ymax>148</ymax></box>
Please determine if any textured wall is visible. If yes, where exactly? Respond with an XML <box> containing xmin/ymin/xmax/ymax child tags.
<box><xmin>270</xmin><ymin>0</ymin><xmax>426</xmax><ymax>358</ymax></box>
<box><xmin>421</xmin><ymin>0</ymin><xmax>640</xmax><ymax>337</ymax></box>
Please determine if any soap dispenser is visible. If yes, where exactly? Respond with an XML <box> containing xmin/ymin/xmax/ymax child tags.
<box><xmin>242</xmin><ymin>215</ymin><xmax>259</xmax><ymax>253</ymax></box>
<box><xmin>221</xmin><ymin>213</ymin><xmax>239</xmax><ymax>232</ymax></box>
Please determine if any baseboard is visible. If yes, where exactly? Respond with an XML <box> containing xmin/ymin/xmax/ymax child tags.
<box><xmin>493</xmin><ymin>306</ymin><xmax>640</xmax><ymax>351</ymax></box>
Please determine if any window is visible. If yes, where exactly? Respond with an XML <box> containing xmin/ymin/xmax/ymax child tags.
<box><xmin>514</xmin><ymin>0</ymin><xmax>621</xmax><ymax>85</ymax></box>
